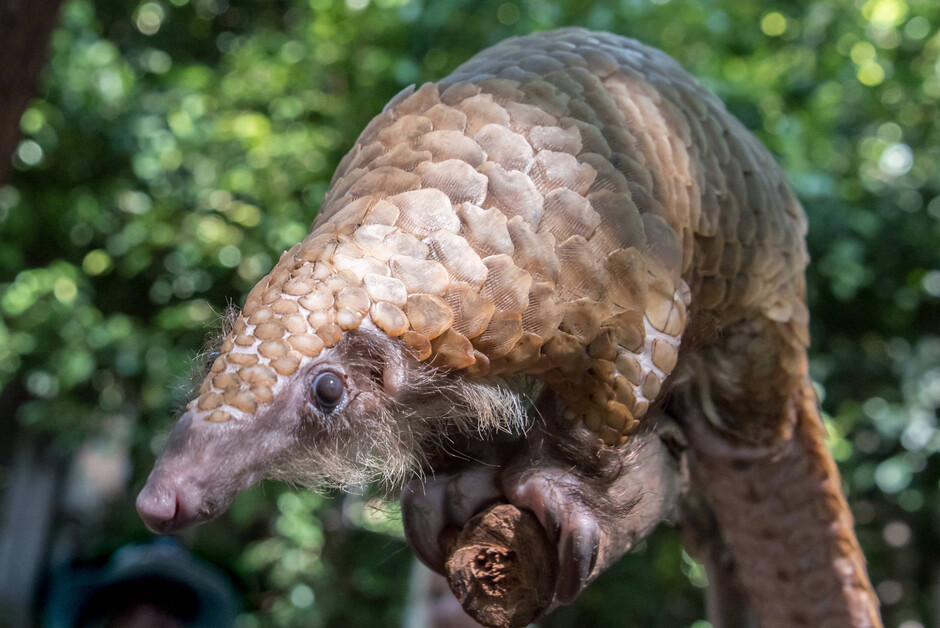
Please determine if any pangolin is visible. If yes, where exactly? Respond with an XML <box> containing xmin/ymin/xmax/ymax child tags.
<box><xmin>137</xmin><ymin>28</ymin><xmax>882</xmax><ymax>627</ymax></box>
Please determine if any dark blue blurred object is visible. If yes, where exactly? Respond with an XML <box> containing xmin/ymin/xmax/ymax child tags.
<box><xmin>43</xmin><ymin>539</ymin><xmax>239</xmax><ymax>628</ymax></box>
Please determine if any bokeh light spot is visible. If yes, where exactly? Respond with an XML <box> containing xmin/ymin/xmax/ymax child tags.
<box><xmin>497</xmin><ymin>3</ymin><xmax>520</xmax><ymax>25</ymax></box>
<box><xmin>136</xmin><ymin>2</ymin><xmax>165</xmax><ymax>35</ymax></box>
<box><xmin>53</xmin><ymin>277</ymin><xmax>78</xmax><ymax>304</ymax></box>
<box><xmin>761</xmin><ymin>12</ymin><xmax>787</xmax><ymax>37</ymax></box>
<box><xmin>82</xmin><ymin>250</ymin><xmax>113</xmax><ymax>276</ymax></box>
<box><xmin>883</xmin><ymin>520</ymin><xmax>912</xmax><ymax>547</ymax></box>
<box><xmin>16</xmin><ymin>140</ymin><xmax>43</xmax><ymax>166</ymax></box>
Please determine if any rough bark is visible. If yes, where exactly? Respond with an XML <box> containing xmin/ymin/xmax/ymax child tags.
<box><xmin>445</xmin><ymin>505</ymin><xmax>557</xmax><ymax>628</ymax></box>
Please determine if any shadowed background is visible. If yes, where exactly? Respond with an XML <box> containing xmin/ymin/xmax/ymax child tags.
<box><xmin>0</xmin><ymin>0</ymin><xmax>938</xmax><ymax>626</ymax></box>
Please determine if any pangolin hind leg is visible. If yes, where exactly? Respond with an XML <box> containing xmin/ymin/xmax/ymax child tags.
<box><xmin>681</xmin><ymin>487</ymin><xmax>757</xmax><ymax>628</ymax></box>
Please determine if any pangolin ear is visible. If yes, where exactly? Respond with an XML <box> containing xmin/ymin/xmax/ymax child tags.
<box><xmin>381</xmin><ymin>343</ymin><xmax>410</xmax><ymax>397</ymax></box>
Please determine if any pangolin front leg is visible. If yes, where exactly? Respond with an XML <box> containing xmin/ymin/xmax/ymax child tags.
<box><xmin>402</xmin><ymin>393</ymin><xmax>681</xmax><ymax>605</ymax></box>
<box><xmin>137</xmin><ymin>28</ymin><xmax>881</xmax><ymax>627</ymax></box>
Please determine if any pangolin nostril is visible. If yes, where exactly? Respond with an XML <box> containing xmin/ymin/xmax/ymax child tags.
<box><xmin>136</xmin><ymin>483</ymin><xmax>180</xmax><ymax>533</ymax></box>
<box><xmin>173</xmin><ymin>494</ymin><xmax>183</xmax><ymax>522</ymax></box>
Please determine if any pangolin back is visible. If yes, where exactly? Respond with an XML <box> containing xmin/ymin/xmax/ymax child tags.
<box><xmin>192</xmin><ymin>27</ymin><xmax>809</xmax><ymax>446</ymax></box>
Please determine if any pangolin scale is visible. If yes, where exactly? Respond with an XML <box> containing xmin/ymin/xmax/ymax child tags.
<box><xmin>148</xmin><ymin>28</ymin><xmax>881</xmax><ymax>626</ymax></box>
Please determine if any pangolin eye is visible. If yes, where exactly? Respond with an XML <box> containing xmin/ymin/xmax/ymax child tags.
<box><xmin>311</xmin><ymin>371</ymin><xmax>345</xmax><ymax>413</ymax></box>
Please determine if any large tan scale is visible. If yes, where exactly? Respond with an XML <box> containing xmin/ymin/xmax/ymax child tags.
<box><xmin>186</xmin><ymin>28</ymin><xmax>881</xmax><ymax>626</ymax></box>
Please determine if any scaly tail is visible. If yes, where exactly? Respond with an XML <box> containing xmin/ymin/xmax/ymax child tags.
<box><xmin>688</xmin><ymin>380</ymin><xmax>881</xmax><ymax>627</ymax></box>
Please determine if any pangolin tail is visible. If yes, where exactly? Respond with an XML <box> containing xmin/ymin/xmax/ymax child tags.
<box><xmin>690</xmin><ymin>380</ymin><xmax>881</xmax><ymax>627</ymax></box>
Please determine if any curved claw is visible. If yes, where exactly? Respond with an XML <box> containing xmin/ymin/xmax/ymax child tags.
<box><xmin>401</xmin><ymin>480</ymin><xmax>451</xmax><ymax>572</ymax></box>
<box><xmin>401</xmin><ymin>467</ymin><xmax>503</xmax><ymax>572</ymax></box>
<box><xmin>503</xmin><ymin>466</ymin><xmax>602</xmax><ymax>604</ymax></box>
<box><xmin>556</xmin><ymin>512</ymin><xmax>601</xmax><ymax>604</ymax></box>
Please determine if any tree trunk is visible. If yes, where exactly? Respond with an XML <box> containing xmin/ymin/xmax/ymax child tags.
<box><xmin>0</xmin><ymin>0</ymin><xmax>64</xmax><ymax>184</ymax></box>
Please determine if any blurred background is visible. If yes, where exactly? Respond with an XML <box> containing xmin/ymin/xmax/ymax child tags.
<box><xmin>0</xmin><ymin>0</ymin><xmax>938</xmax><ymax>626</ymax></box>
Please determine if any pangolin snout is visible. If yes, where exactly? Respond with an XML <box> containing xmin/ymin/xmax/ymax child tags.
<box><xmin>136</xmin><ymin>475</ymin><xmax>203</xmax><ymax>534</ymax></box>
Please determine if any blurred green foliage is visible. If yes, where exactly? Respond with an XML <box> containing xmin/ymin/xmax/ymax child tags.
<box><xmin>1</xmin><ymin>0</ymin><xmax>938</xmax><ymax>625</ymax></box>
